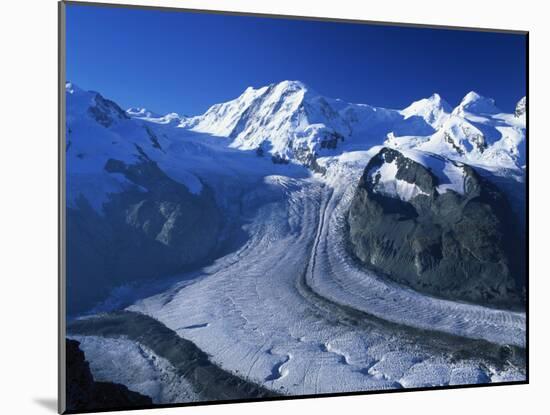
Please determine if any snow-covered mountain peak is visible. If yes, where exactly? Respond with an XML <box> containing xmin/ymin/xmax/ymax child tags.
<box><xmin>65</xmin><ymin>81</ymin><xmax>81</xmax><ymax>94</ymax></box>
<box><xmin>454</xmin><ymin>91</ymin><xmax>500</xmax><ymax>115</ymax></box>
<box><xmin>65</xmin><ymin>81</ymin><xmax>86</xmax><ymax>94</ymax></box>
<box><xmin>179</xmin><ymin>79</ymin><xmax>328</xmax><ymax>154</ymax></box>
<box><xmin>415</xmin><ymin>93</ymin><xmax>446</xmax><ymax>105</ymax></box>
<box><xmin>223</xmin><ymin>80</ymin><xmax>309</xmax><ymax>107</ymax></box>
<box><xmin>462</xmin><ymin>90</ymin><xmax>483</xmax><ymax>102</ymax></box>
<box><xmin>263</xmin><ymin>79</ymin><xmax>313</xmax><ymax>104</ymax></box>
<box><xmin>65</xmin><ymin>82</ymin><xmax>92</xmax><ymax>100</ymax></box>
<box><xmin>257</xmin><ymin>79</ymin><xmax>317</xmax><ymax>104</ymax></box>
<box><xmin>234</xmin><ymin>80</ymin><xmax>314</xmax><ymax>108</ymax></box>
<box><xmin>401</xmin><ymin>93</ymin><xmax>452</xmax><ymax>129</ymax></box>
<box><xmin>66</xmin><ymin>82</ymin><xmax>129</xmax><ymax>128</ymax></box>
<box><xmin>274</xmin><ymin>79</ymin><xmax>309</xmax><ymax>92</ymax></box>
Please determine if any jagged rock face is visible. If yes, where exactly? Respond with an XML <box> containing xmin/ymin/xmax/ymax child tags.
<box><xmin>347</xmin><ymin>148</ymin><xmax>525</xmax><ymax>308</ymax></box>
<box><xmin>66</xmin><ymin>339</ymin><xmax>153</xmax><ymax>411</ymax></box>
<box><xmin>87</xmin><ymin>92</ymin><xmax>129</xmax><ymax>127</ymax></box>
<box><xmin>66</xmin><ymin>159</ymin><xmax>222</xmax><ymax>316</ymax></box>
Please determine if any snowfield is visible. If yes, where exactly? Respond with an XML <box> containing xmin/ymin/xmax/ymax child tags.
<box><xmin>66</xmin><ymin>80</ymin><xmax>526</xmax><ymax>400</ymax></box>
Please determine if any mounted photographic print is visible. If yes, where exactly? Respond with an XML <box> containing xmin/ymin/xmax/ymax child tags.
<box><xmin>59</xmin><ymin>1</ymin><xmax>528</xmax><ymax>413</ymax></box>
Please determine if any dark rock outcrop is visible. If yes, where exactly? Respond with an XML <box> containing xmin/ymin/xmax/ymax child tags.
<box><xmin>271</xmin><ymin>154</ymin><xmax>290</xmax><ymax>164</ymax></box>
<box><xmin>292</xmin><ymin>145</ymin><xmax>327</xmax><ymax>174</ymax></box>
<box><xmin>347</xmin><ymin>148</ymin><xmax>525</xmax><ymax>308</ymax></box>
<box><xmin>87</xmin><ymin>92</ymin><xmax>129</xmax><ymax>128</ymax></box>
<box><xmin>67</xmin><ymin>159</ymin><xmax>222</xmax><ymax>316</ymax></box>
<box><xmin>66</xmin><ymin>339</ymin><xmax>152</xmax><ymax>412</ymax></box>
<box><xmin>68</xmin><ymin>312</ymin><xmax>280</xmax><ymax>404</ymax></box>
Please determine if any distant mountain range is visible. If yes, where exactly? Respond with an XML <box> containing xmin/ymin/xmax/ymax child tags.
<box><xmin>123</xmin><ymin>80</ymin><xmax>525</xmax><ymax>170</ymax></box>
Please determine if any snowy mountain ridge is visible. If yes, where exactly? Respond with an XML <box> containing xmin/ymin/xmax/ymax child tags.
<box><xmin>126</xmin><ymin>107</ymin><xmax>183</xmax><ymax>125</ymax></box>
<box><xmin>65</xmin><ymin>80</ymin><xmax>526</xmax><ymax>180</ymax></box>
<box><xmin>169</xmin><ymin>80</ymin><xmax>526</xmax><ymax>170</ymax></box>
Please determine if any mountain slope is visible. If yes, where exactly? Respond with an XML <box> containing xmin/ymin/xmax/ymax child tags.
<box><xmin>65</xmin><ymin>82</ymin><xmax>223</xmax><ymax>315</ymax></box>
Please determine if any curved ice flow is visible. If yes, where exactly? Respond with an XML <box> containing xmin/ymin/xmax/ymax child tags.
<box><xmin>306</xmin><ymin>181</ymin><xmax>526</xmax><ymax>348</ymax></box>
<box><xmin>129</xmin><ymin>169</ymin><xmax>524</xmax><ymax>394</ymax></box>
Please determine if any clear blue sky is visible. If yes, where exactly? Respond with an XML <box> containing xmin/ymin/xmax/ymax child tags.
<box><xmin>66</xmin><ymin>3</ymin><xmax>526</xmax><ymax>116</ymax></box>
